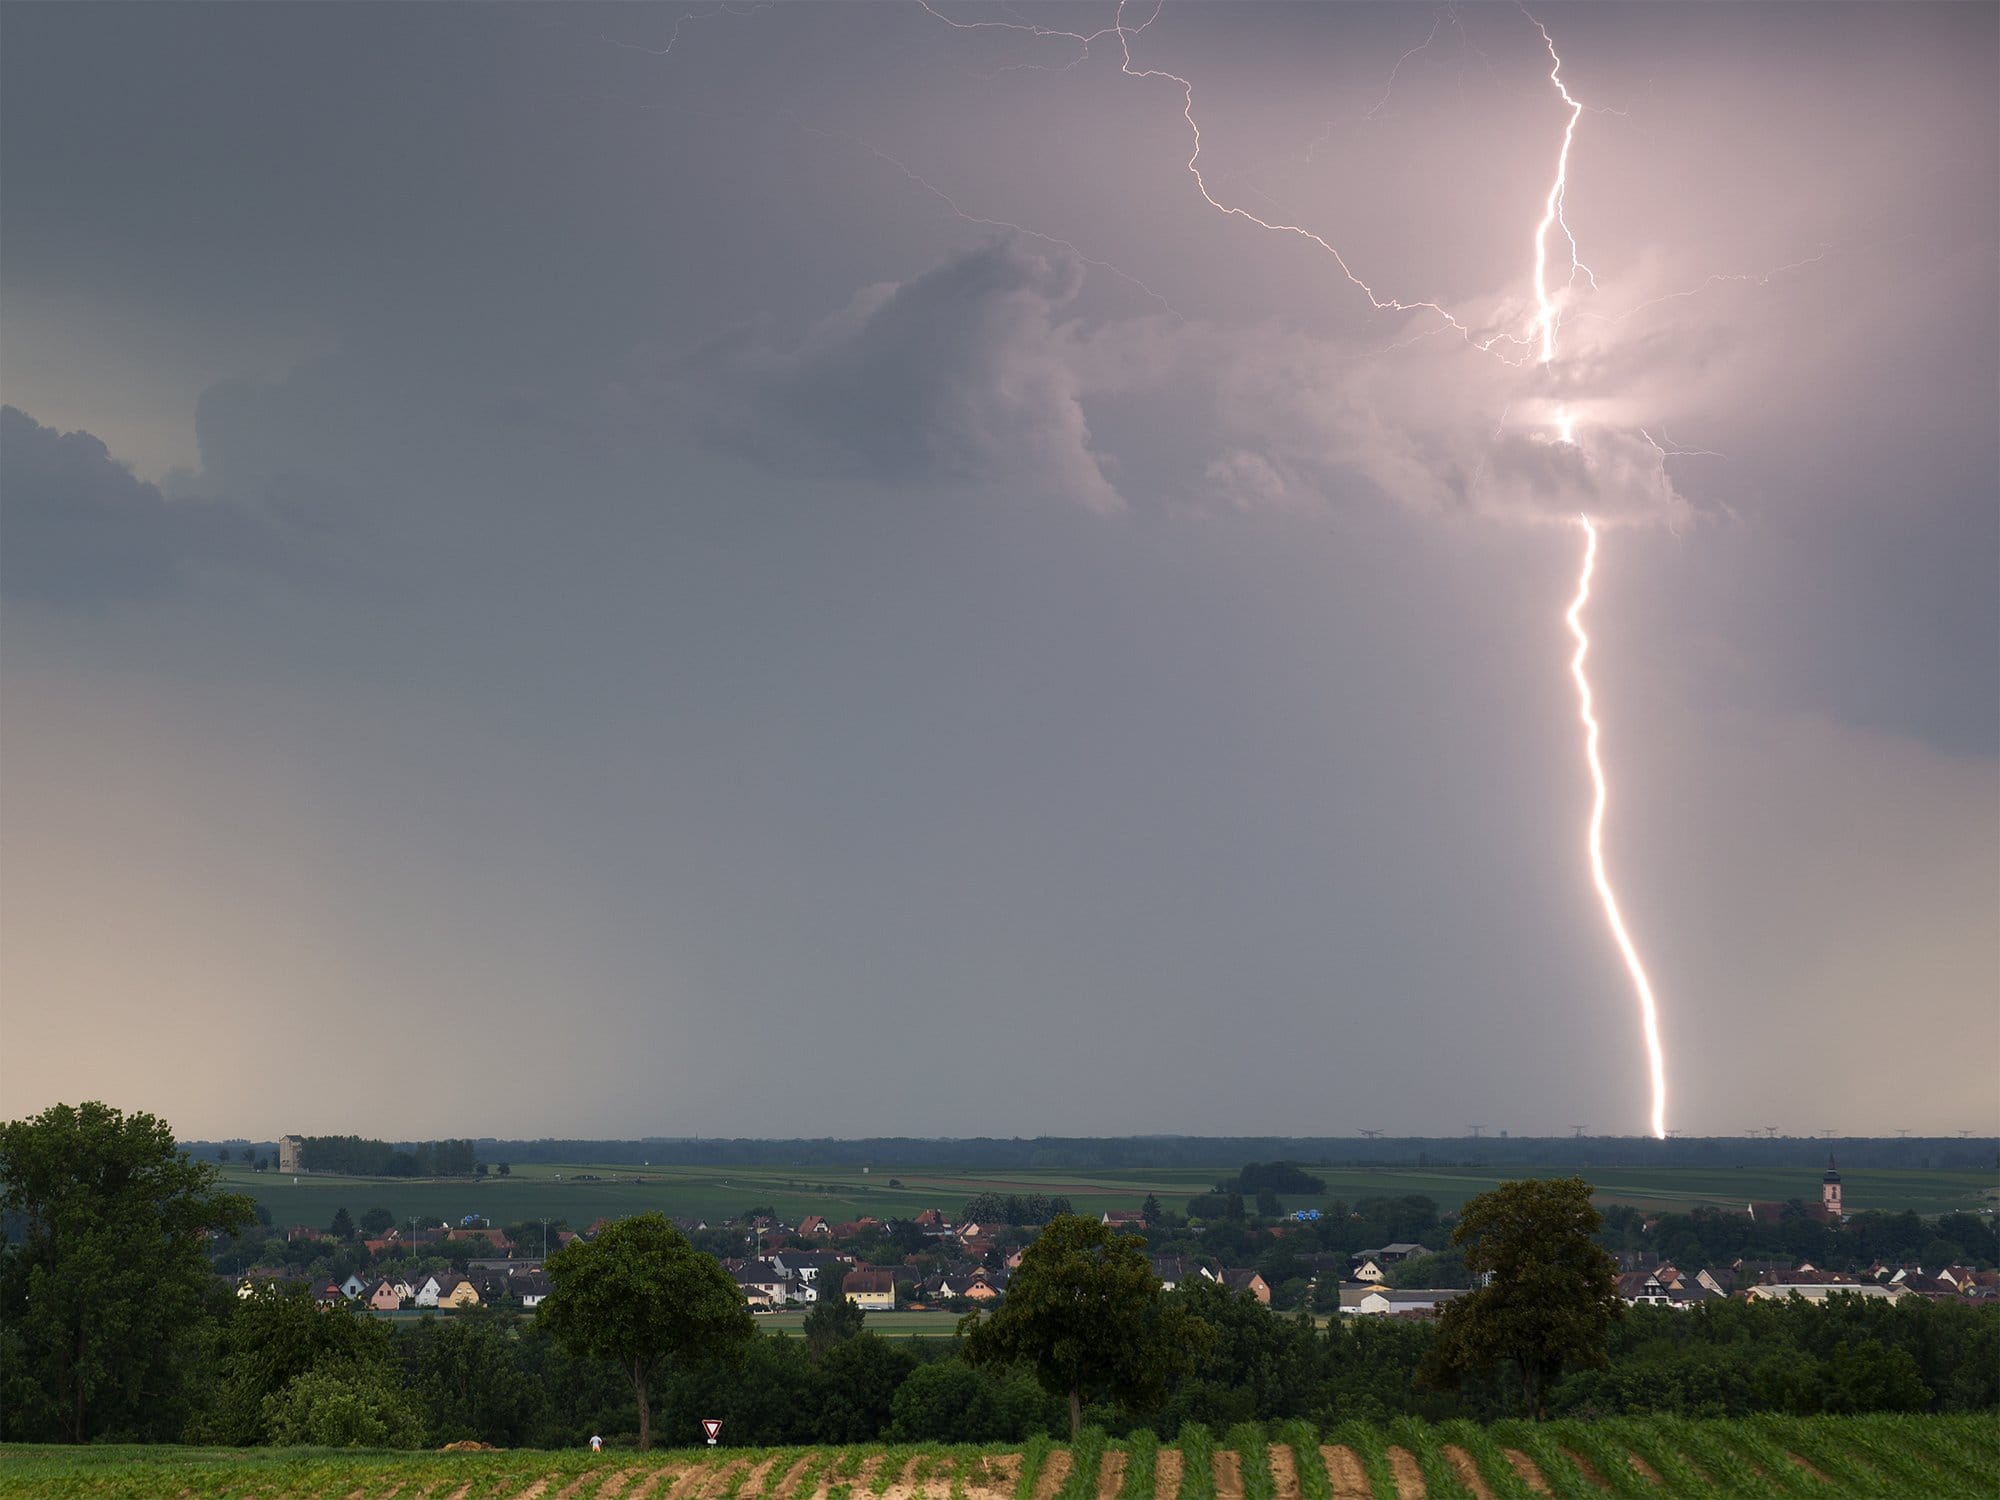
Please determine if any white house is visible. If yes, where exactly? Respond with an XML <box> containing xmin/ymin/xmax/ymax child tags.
<box><xmin>1353</xmin><ymin>1288</ymin><xmax>1468</xmax><ymax>1317</ymax></box>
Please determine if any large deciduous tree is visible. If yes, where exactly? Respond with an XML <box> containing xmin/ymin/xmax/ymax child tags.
<box><xmin>958</xmin><ymin>1212</ymin><xmax>1206</xmax><ymax>1438</ymax></box>
<box><xmin>0</xmin><ymin>1101</ymin><xmax>254</xmax><ymax>1442</ymax></box>
<box><xmin>1419</xmin><ymin>1176</ymin><xmax>1622</xmax><ymax>1420</ymax></box>
<box><xmin>537</xmin><ymin>1212</ymin><xmax>753</xmax><ymax>1449</ymax></box>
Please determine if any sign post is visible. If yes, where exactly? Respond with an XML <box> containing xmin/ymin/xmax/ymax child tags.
<box><xmin>702</xmin><ymin>1419</ymin><xmax>722</xmax><ymax>1447</ymax></box>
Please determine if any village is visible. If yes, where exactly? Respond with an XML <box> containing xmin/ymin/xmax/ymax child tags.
<box><xmin>233</xmin><ymin>1158</ymin><xmax>2000</xmax><ymax>1323</ymax></box>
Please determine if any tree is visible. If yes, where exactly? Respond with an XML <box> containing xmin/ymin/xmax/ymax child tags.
<box><xmin>537</xmin><ymin>1212</ymin><xmax>753</xmax><ymax>1449</ymax></box>
<box><xmin>406</xmin><ymin>1313</ymin><xmax>545</xmax><ymax>1445</ymax></box>
<box><xmin>1419</xmin><ymin>1177</ymin><xmax>1622</xmax><ymax>1420</ymax></box>
<box><xmin>329</xmin><ymin>1207</ymin><xmax>357</xmax><ymax>1240</ymax></box>
<box><xmin>195</xmin><ymin>1284</ymin><xmax>399</xmax><ymax>1443</ymax></box>
<box><xmin>359</xmin><ymin>1206</ymin><xmax>396</xmax><ymax>1237</ymax></box>
<box><xmin>958</xmin><ymin>1213</ymin><xmax>1207</xmax><ymax>1438</ymax></box>
<box><xmin>803</xmin><ymin>1292</ymin><xmax>866</xmax><ymax>1359</ymax></box>
<box><xmin>219</xmin><ymin>1147</ymin><xmax>232</xmax><ymax>1163</ymax></box>
<box><xmin>1141</xmin><ymin>1194</ymin><xmax>1163</xmax><ymax>1226</ymax></box>
<box><xmin>497</xmin><ymin>1162</ymin><xmax>511</xmax><ymax>1177</ymax></box>
<box><xmin>0</xmin><ymin>1101</ymin><xmax>253</xmax><ymax>1442</ymax></box>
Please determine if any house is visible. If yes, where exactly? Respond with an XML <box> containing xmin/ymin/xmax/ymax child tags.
<box><xmin>733</xmin><ymin>1260</ymin><xmax>793</xmax><ymax>1307</ymax></box>
<box><xmin>1333</xmin><ymin>1285</ymin><xmax>1381</xmax><ymax>1317</ymax></box>
<box><xmin>367</xmin><ymin>1279</ymin><xmax>403</xmax><ymax>1312</ymax></box>
<box><xmin>1152</xmin><ymin>1256</ymin><xmax>1188</xmax><ymax>1291</ymax></box>
<box><xmin>915</xmin><ymin>1209</ymin><xmax>948</xmax><ymax>1230</ymax></box>
<box><xmin>797</xmin><ymin>1216</ymin><xmax>831</xmax><ymax>1238</ymax></box>
<box><xmin>1354</xmin><ymin>1288</ymin><xmax>1468</xmax><ymax>1318</ymax></box>
<box><xmin>410</xmin><ymin>1273</ymin><xmax>446</xmax><ymax>1308</ymax></box>
<box><xmin>842</xmin><ymin>1269</ymin><xmax>896</xmax><ymax>1311</ymax></box>
<box><xmin>236</xmin><ymin>1266</ymin><xmax>310</xmax><ymax>1298</ymax></box>
<box><xmin>448</xmin><ymin>1227</ymin><xmax>514</xmax><ymax>1253</ymax></box>
<box><xmin>1743</xmin><ymin>1282</ymin><xmax>1902</xmax><ymax>1305</ymax></box>
<box><xmin>1219</xmin><ymin>1269</ymin><xmax>1271</xmax><ymax>1305</ymax></box>
<box><xmin>1617</xmin><ymin>1270</ymin><xmax>1669</xmax><ymax>1306</ymax></box>
<box><xmin>339</xmin><ymin>1272</ymin><xmax>369</xmax><ymax>1301</ymax></box>
<box><xmin>775</xmin><ymin>1250</ymin><xmax>855</xmax><ymax>1304</ymax></box>
<box><xmin>1101</xmin><ymin>1210</ymin><xmax>1147</xmax><ymax>1230</ymax></box>
<box><xmin>437</xmin><ymin>1277</ymin><xmax>481</xmax><ymax>1309</ymax></box>
<box><xmin>963</xmin><ymin>1270</ymin><xmax>1005</xmax><ymax>1302</ymax></box>
<box><xmin>313</xmin><ymin>1282</ymin><xmax>345</xmax><ymax>1307</ymax></box>
<box><xmin>1351</xmin><ymin>1258</ymin><xmax>1388</xmax><ymax>1284</ymax></box>
<box><xmin>513</xmin><ymin>1273</ymin><xmax>550</xmax><ymax>1309</ymax></box>
<box><xmin>1372</xmin><ymin>1243</ymin><xmax>1433</xmax><ymax>1264</ymax></box>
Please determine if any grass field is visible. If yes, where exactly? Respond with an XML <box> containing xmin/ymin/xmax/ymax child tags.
<box><xmin>216</xmin><ymin>1159</ymin><xmax>1996</xmax><ymax>1232</ymax></box>
<box><xmin>6</xmin><ymin>1413</ymin><xmax>1998</xmax><ymax>1499</ymax></box>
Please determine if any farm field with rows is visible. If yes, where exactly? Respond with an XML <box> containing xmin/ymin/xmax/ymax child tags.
<box><xmin>5</xmin><ymin>1413</ymin><xmax>1996</xmax><ymax>1500</ymax></box>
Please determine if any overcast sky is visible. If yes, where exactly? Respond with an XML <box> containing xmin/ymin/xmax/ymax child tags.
<box><xmin>3</xmin><ymin>2</ymin><xmax>1994</xmax><ymax>1142</ymax></box>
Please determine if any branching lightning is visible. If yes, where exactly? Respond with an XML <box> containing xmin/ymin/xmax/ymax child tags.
<box><xmin>1566</xmin><ymin>517</ymin><xmax>1669</xmax><ymax>1139</ymax></box>
<box><xmin>1528</xmin><ymin>16</ymin><xmax>1592</xmax><ymax>363</ymax></box>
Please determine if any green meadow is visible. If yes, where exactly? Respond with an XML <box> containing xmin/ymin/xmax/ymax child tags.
<box><xmin>218</xmin><ymin>1158</ymin><xmax>1993</xmax><ymax>1231</ymax></box>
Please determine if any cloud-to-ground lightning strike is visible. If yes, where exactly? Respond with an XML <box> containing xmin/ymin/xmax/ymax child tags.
<box><xmin>909</xmin><ymin>0</ymin><xmax>1681</xmax><ymax>1133</ymax></box>
<box><xmin>1566</xmin><ymin>517</ymin><xmax>1669</xmax><ymax>1140</ymax></box>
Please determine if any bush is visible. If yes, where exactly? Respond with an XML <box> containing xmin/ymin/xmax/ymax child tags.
<box><xmin>263</xmin><ymin>1364</ymin><xmax>427</xmax><ymax>1448</ymax></box>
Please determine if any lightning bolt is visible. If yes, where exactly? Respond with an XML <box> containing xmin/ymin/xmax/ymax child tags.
<box><xmin>1566</xmin><ymin>516</ymin><xmax>1668</xmax><ymax>1140</ymax></box>
<box><xmin>1528</xmin><ymin>15</ymin><xmax>1591</xmax><ymax>363</ymax></box>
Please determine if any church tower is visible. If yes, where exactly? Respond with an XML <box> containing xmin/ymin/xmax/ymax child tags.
<box><xmin>1822</xmin><ymin>1156</ymin><xmax>1842</xmax><ymax>1218</ymax></box>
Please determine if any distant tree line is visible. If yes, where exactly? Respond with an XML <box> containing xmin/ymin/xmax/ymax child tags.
<box><xmin>1597</xmin><ymin>1202</ymin><xmax>2000</xmax><ymax>1272</ymax></box>
<box><xmin>959</xmin><ymin>1193</ymin><xmax>1073</xmax><ymax>1226</ymax></box>
<box><xmin>183</xmin><ymin>1135</ymin><xmax>1998</xmax><ymax>1172</ymax></box>
<box><xmin>296</xmin><ymin>1136</ymin><xmax>479</xmax><ymax>1177</ymax></box>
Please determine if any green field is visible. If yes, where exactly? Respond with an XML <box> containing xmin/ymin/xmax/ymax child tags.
<box><xmin>219</xmin><ymin>1158</ymin><xmax>1995</xmax><ymax>1231</ymax></box>
<box><xmin>6</xmin><ymin>1413</ymin><xmax>1998</xmax><ymax>1498</ymax></box>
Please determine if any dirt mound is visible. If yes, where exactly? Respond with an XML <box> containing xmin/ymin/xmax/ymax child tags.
<box><xmin>1214</xmin><ymin>1449</ymin><xmax>1244</xmax><ymax>1500</ymax></box>
<box><xmin>1153</xmin><ymin>1446</ymin><xmax>1183</xmax><ymax>1500</ymax></box>
<box><xmin>1441</xmin><ymin>1447</ymin><xmax>1492</xmax><ymax>1500</ymax></box>
<box><xmin>1503</xmin><ymin>1451</ymin><xmax>1551</xmax><ymax>1495</ymax></box>
<box><xmin>439</xmin><ymin>1440</ymin><xmax>501</xmax><ymax>1452</ymax></box>
<box><xmin>1032</xmin><ymin>1450</ymin><xmax>1072</xmax><ymax>1500</ymax></box>
<box><xmin>1265</xmin><ymin>1442</ymin><xmax>1299</xmax><ymax>1500</ymax></box>
<box><xmin>1383</xmin><ymin>1448</ymin><xmax>1424</xmax><ymax>1500</ymax></box>
<box><xmin>1318</xmin><ymin>1447</ymin><xmax>1368</xmax><ymax>1500</ymax></box>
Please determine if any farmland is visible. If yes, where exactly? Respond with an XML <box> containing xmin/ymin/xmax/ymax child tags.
<box><xmin>215</xmin><ymin>1158</ymin><xmax>1995</xmax><ymax>1230</ymax></box>
<box><xmin>5</xmin><ymin>1413</ymin><xmax>1997</xmax><ymax>1499</ymax></box>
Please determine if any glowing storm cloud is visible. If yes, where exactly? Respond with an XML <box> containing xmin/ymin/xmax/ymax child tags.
<box><xmin>1566</xmin><ymin>517</ymin><xmax>1669</xmax><ymax>1139</ymax></box>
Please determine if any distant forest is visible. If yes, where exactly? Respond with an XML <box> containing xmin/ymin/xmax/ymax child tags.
<box><xmin>198</xmin><ymin>1135</ymin><xmax>2000</xmax><ymax>1172</ymax></box>
<box><xmin>295</xmin><ymin>1137</ymin><xmax>479</xmax><ymax>1177</ymax></box>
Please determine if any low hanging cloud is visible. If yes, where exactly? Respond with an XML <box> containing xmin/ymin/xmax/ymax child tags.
<box><xmin>662</xmin><ymin>238</ymin><xmax>1125</xmax><ymax>514</ymax></box>
<box><xmin>1</xmin><ymin>405</ymin><xmax>301</xmax><ymax>607</ymax></box>
<box><xmin>654</xmin><ymin>234</ymin><xmax>1725</xmax><ymax>530</ymax></box>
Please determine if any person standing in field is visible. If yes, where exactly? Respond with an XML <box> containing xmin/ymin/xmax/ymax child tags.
<box><xmin>590</xmin><ymin>1435</ymin><xmax>603</xmax><ymax>1452</ymax></box>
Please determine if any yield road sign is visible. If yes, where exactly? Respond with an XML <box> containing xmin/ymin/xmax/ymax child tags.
<box><xmin>702</xmin><ymin>1419</ymin><xmax>722</xmax><ymax>1445</ymax></box>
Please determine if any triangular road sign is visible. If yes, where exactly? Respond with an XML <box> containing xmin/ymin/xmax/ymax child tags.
<box><xmin>702</xmin><ymin>1419</ymin><xmax>723</xmax><ymax>1443</ymax></box>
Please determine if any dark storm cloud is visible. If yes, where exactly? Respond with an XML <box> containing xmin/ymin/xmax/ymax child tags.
<box><xmin>0</xmin><ymin>406</ymin><xmax>285</xmax><ymax>604</ymax></box>
<box><xmin>0</xmin><ymin>2</ymin><xmax>1992</xmax><ymax>1138</ymax></box>
<box><xmin>667</xmin><ymin>239</ymin><xmax>1123</xmax><ymax>513</ymax></box>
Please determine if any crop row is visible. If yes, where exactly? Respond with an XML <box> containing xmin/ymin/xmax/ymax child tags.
<box><xmin>3</xmin><ymin>1412</ymin><xmax>1995</xmax><ymax>1499</ymax></box>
